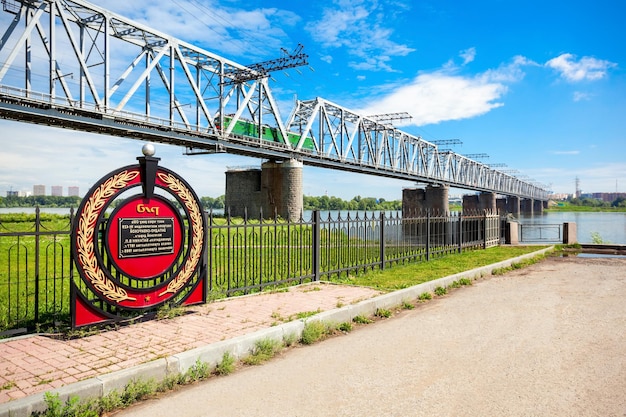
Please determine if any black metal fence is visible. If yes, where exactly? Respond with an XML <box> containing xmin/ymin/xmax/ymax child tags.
<box><xmin>0</xmin><ymin>208</ymin><xmax>502</xmax><ymax>335</ymax></box>
<box><xmin>208</xmin><ymin>210</ymin><xmax>502</xmax><ymax>296</ymax></box>
<box><xmin>0</xmin><ymin>208</ymin><xmax>74</xmax><ymax>336</ymax></box>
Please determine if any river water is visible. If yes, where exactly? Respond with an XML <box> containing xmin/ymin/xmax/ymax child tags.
<box><xmin>2</xmin><ymin>208</ymin><xmax>625</xmax><ymax>244</ymax></box>
<box><xmin>517</xmin><ymin>212</ymin><xmax>626</xmax><ymax>244</ymax></box>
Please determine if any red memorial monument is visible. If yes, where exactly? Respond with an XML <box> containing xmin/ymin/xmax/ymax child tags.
<box><xmin>71</xmin><ymin>144</ymin><xmax>207</xmax><ymax>328</ymax></box>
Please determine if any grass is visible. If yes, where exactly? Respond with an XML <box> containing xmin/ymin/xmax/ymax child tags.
<box><xmin>335</xmin><ymin>245</ymin><xmax>548</xmax><ymax>291</ymax></box>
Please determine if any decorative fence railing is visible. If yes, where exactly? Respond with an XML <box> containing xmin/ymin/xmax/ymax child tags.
<box><xmin>0</xmin><ymin>208</ymin><xmax>502</xmax><ymax>336</ymax></box>
<box><xmin>519</xmin><ymin>223</ymin><xmax>563</xmax><ymax>243</ymax></box>
<box><xmin>0</xmin><ymin>209</ymin><xmax>74</xmax><ymax>336</ymax></box>
<box><xmin>207</xmin><ymin>210</ymin><xmax>502</xmax><ymax>296</ymax></box>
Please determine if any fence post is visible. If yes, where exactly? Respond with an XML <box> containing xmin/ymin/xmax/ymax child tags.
<box><xmin>483</xmin><ymin>210</ymin><xmax>488</xmax><ymax>249</ymax></box>
<box><xmin>426</xmin><ymin>210</ymin><xmax>431</xmax><ymax>261</ymax></box>
<box><xmin>312</xmin><ymin>210</ymin><xmax>321</xmax><ymax>281</ymax></box>
<box><xmin>379</xmin><ymin>212</ymin><xmax>385</xmax><ymax>270</ymax></box>
<box><xmin>34</xmin><ymin>206</ymin><xmax>40</xmax><ymax>324</ymax></box>
<box><xmin>458</xmin><ymin>212</ymin><xmax>463</xmax><ymax>253</ymax></box>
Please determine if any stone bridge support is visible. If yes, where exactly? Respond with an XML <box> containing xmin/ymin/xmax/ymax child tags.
<box><xmin>225</xmin><ymin>168</ymin><xmax>262</xmax><ymax>218</ymax></box>
<box><xmin>462</xmin><ymin>192</ymin><xmax>497</xmax><ymax>213</ymax></box>
<box><xmin>479</xmin><ymin>192</ymin><xmax>497</xmax><ymax>212</ymax></box>
<box><xmin>533</xmin><ymin>199</ymin><xmax>544</xmax><ymax>214</ymax></box>
<box><xmin>402</xmin><ymin>185</ymin><xmax>449</xmax><ymax>216</ymax></box>
<box><xmin>508</xmin><ymin>196</ymin><xmax>520</xmax><ymax>215</ymax></box>
<box><xmin>225</xmin><ymin>159</ymin><xmax>303</xmax><ymax>221</ymax></box>
<box><xmin>520</xmin><ymin>199</ymin><xmax>534</xmax><ymax>215</ymax></box>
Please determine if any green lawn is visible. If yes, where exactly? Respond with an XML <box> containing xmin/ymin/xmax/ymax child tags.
<box><xmin>334</xmin><ymin>245</ymin><xmax>550</xmax><ymax>290</ymax></box>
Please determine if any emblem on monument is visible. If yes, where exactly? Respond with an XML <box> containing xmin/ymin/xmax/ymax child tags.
<box><xmin>71</xmin><ymin>144</ymin><xmax>207</xmax><ymax>328</ymax></box>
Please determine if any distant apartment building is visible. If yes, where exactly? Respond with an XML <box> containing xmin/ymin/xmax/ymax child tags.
<box><xmin>33</xmin><ymin>184</ymin><xmax>45</xmax><ymax>196</ymax></box>
<box><xmin>51</xmin><ymin>185</ymin><xmax>63</xmax><ymax>197</ymax></box>
<box><xmin>68</xmin><ymin>186</ymin><xmax>80</xmax><ymax>197</ymax></box>
<box><xmin>591</xmin><ymin>192</ymin><xmax>626</xmax><ymax>202</ymax></box>
<box><xmin>6</xmin><ymin>190</ymin><xmax>18</xmax><ymax>197</ymax></box>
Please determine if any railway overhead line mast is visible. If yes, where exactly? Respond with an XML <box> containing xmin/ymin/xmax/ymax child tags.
<box><xmin>0</xmin><ymin>0</ymin><xmax>548</xmax><ymax>201</ymax></box>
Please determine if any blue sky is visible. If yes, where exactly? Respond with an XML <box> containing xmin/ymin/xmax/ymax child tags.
<box><xmin>0</xmin><ymin>0</ymin><xmax>624</xmax><ymax>200</ymax></box>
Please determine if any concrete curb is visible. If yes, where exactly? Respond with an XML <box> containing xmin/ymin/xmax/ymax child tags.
<box><xmin>0</xmin><ymin>246</ymin><xmax>553</xmax><ymax>417</ymax></box>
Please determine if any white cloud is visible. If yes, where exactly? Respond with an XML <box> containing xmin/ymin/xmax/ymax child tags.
<box><xmin>358</xmin><ymin>55</ymin><xmax>535</xmax><ymax>126</ymax></box>
<box><xmin>545</xmin><ymin>53</ymin><xmax>617</xmax><ymax>82</ymax></box>
<box><xmin>573</xmin><ymin>91</ymin><xmax>592</xmax><ymax>102</ymax></box>
<box><xmin>103</xmin><ymin>1</ymin><xmax>300</xmax><ymax>61</ymax></box>
<box><xmin>306</xmin><ymin>0</ymin><xmax>414</xmax><ymax>72</ymax></box>
<box><xmin>459</xmin><ymin>47</ymin><xmax>476</xmax><ymax>65</ymax></box>
<box><xmin>551</xmin><ymin>150</ymin><xmax>580</xmax><ymax>155</ymax></box>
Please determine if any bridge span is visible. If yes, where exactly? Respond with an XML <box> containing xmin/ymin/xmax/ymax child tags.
<box><xmin>0</xmin><ymin>0</ymin><xmax>548</xmax><ymax>209</ymax></box>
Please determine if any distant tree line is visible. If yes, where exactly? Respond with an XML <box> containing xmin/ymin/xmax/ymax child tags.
<box><xmin>0</xmin><ymin>195</ymin><xmax>81</xmax><ymax>208</ymax></box>
<box><xmin>569</xmin><ymin>196</ymin><xmax>626</xmax><ymax>208</ymax></box>
<box><xmin>303</xmin><ymin>195</ymin><xmax>401</xmax><ymax>211</ymax></box>
<box><xmin>0</xmin><ymin>194</ymin><xmax>402</xmax><ymax>211</ymax></box>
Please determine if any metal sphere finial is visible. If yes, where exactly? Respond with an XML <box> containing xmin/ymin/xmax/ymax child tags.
<box><xmin>142</xmin><ymin>143</ymin><xmax>156</xmax><ymax>157</ymax></box>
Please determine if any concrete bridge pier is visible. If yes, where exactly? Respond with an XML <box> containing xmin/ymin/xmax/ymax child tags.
<box><xmin>225</xmin><ymin>159</ymin><xmax>303</xmax><ymax>221</ymax></box>
<box><xmin>479</xmin><ymin>192</ymin><xmax>497</xmax><ymax>212</ymax></box>
<box><xmin>225</xmin><ymin>168</ymin><xmax>262</xmax><ymax>218</ymax></box>
<box><xmin>496</xmin><ymin>198</ymin><xmax>507</xmax><ymax>213</ymax></box>
<box><xmin>520</xmin><ymin>199</ymin><xmax>534</xmax><ymax>215</ymax></box>
<box><xmin>508</xmin><ymin>196</ymin><xmax>520</xmax><ymax>215</ymax></box>
<box><xmin>260</xmin><ymin>159</ymin><xmax>303</xmax><ymax>221</ymax></box>
<box><xmin>402</xmin><ymin>185</ymin><xmax>449</xmax><ymax>216</ymax></box>
<box><xmin>462</xmin><ymin>194</ymin><xmax>479</xmax><ymax>213</ymax></box>
<box><xmin>462</xmin><ymin>192</ymin><xmax>496</xmax><ymax>213</ymax></box>
<box><xmin>533</xmin><ymin>199</ymin><xmax>544</xmax><ymax>214</ymax></box>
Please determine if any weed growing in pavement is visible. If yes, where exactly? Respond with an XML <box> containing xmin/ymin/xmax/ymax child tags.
<box><xmin>242</xmin><ymin>338</ymin><xmax>283</xmax><ymax>366</ymax></box>
<box><xmin>283</xmin><ymin>332</ymin><xmax>298</xmax><ymax>347</ymax></box>
<box><xmin>375</xmin><ymin>308</ymin><xmax>392</xmax><ymax>318</ymax></box>
<box><xmin>295</xmin><ymin>308</ymin><xmax>321</xmax><ymax>319</ymax></box>
<box><xmin>402</xmin><ymin>300</ymin><xmax>415</xmax><ymax>310</ymax></box>
<box><xmin>458</xmin><ymin>278</ymin><xmax>473</xmax><ymax>286</ymax></box>
<box><xmin>186</xmin><ymin>359</ymin><xmax>211</xmax><ymax>382</ymax></box>
<box><xmin>434</xmin><ymin>286</ymin><xmax>447</xmax><ymax>296</ymax></box>
<box><xmin>214</xmin><ymin>352</ymin><xmax>236</xmax><ymax>376</ymax></box>
<box><xmin>418</xmin><ymin>292</ymin><xmax>432</xmax><ymax>301</ymax></box>
<box><xmin>300</xmin><ymin>320</ymin><xmax>328</xmax><ymax>345</ymax></box>
<box><xmin>352</xmin><ymin>315</ymin><xmax>373</xmax><ymax>324</ymax></box>
<box><xmin>155</xmin><ymin>303</ymin><xmax>186</xmax><ymax>320</ymax></box>
<box><xmin>338</xmin><ymin>322</ymin><xmax>353</xmax><ymax>332</ymax></box>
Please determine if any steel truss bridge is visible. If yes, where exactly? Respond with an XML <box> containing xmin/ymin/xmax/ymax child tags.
<box><xmin>0</xmin><ymin>0</ymin><xmax>548</xmax><ymax>201</ymax></box>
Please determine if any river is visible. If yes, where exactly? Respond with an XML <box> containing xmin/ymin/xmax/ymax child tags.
<box><xmin>517</xmin><ymin>212</ymin><xmax>626</xmax><ymax>244</ymax></box>
<box><xmin>1</xmin><ymin>208</ymin><xmax>625</xmax><ymax>244</ymax></box>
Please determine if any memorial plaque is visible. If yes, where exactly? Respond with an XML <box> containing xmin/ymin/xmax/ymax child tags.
<box><xmin>118</xmin><ymin>217</ymin><xmax>175</xmax><ymax>258</ymax></box>
<box><xmin>71</xmin><ymin>146</ymin><xmax>207</xmax><ymax>329</ymax></box>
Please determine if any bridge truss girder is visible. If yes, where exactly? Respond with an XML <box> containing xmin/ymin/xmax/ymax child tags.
<box><xmin>0</xmin><ymin>0</ymin><xmax>548</xmax><ymax>201</ymax></box>
<box><xmin>285</xmin><ymin>98</ymin><xmax>547</xmax><ymax>200</ymax></box>
<box><xmin>0</xmin><ymin>0</ymin><xmax>288</xmax><ymax>139</ymax></box>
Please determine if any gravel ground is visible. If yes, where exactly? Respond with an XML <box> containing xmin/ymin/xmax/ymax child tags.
<box><xmin>116</xmin><ymin>256</ymin><xmax>626</xmax><ymax>417</ymax></box>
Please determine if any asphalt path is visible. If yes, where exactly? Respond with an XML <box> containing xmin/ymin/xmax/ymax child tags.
<box><xmin>115</xmin><ymin>256</ymin><xmax>626</xmax><ymax>417</ymax></box>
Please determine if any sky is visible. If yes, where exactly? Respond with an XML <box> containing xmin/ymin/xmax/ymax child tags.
<box><xmin>0</xmin><ymin>0</ymin><xmax>625</xmax><ymax>201</ymax></box>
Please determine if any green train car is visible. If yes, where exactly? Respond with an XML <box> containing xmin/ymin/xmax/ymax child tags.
<box><xmin>216</xmin><ymin>116</ymin><xmax>315</xmax><ymax>150</ymax></box>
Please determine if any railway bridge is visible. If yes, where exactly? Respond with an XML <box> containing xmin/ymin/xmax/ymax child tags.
<box><xmin>0</xmin><ymin>0</ymin><xmax>549</xmax><ymax>219</ymax></box>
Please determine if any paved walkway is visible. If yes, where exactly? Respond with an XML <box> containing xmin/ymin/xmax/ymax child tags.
<box><xmin>0</xmin><ymin>283</ymin><xmax>382</xmax><ymax>404</ymax></box>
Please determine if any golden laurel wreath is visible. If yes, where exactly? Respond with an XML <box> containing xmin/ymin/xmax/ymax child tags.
<box><xmin>156</xmin><ymin>172</ymin><xmax>204</xmax><ymax>296</ymax></box>
<box><xmin>76</xmin><ymin>170</ymin><xmax>139</xmax><ymax>303</ymax></box>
